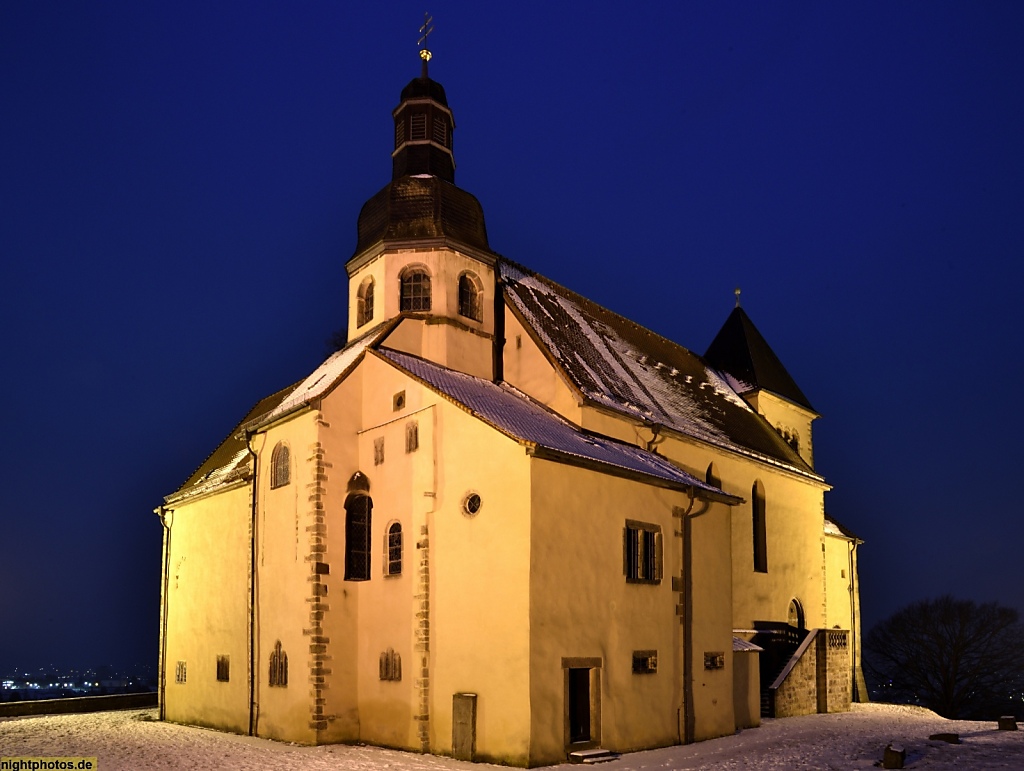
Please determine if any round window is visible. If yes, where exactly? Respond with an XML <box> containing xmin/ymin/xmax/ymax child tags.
<box><xmin>463</xmin><ymin>492</ymin><xmax>482</xmax><ymax>516</ymax></box>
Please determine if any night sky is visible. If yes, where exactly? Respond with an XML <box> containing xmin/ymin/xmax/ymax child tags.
<box><xmin>3</xmin><ymin>2</ymin><xmax>1023</xmax><ymax>671</ymax></box>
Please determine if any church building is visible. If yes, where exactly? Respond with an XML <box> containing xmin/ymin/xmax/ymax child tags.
<box><xmin>156</xmin><ymin>43</ymin><xmax>865</xmax><ymax>767</ymax></box>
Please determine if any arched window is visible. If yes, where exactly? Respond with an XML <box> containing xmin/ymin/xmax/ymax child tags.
<box><xmin>270</xmin><ymin>443</ymin><xmax>290</xmax><ymax>489</ymax></box>
<box><xmin>357</xmin><ymin>277</ymin><xmax>375</xmax><ymax>327</ymax></box>
<box><xmin>400</xmin><ymin>267</ymin><xmax>431</xmax><ymax>312</ymax></box>
<box><xmin>385</xmin><ymin>522</ymin><xmax>402</xmax><ymax>576</ymax></box>
<box><xmin>344</xmin><ymin>493</ymin><xmax>372</xmax><ymax>581</ymax></box>
<box><xmin>269</xmin><ymin>641</ymin><xmax>288</xmax><ymax>687</ymax></box>
<box><xmin>705</xmin><ymin>462</ymin><xmax>721</xmax><ymax>490</ymax></box>
<box><xmin>752</xmin><ymin>480</ymin><xmax>767</xmax><ymax>573</ymax></box>
<box><xmin>458</xmin><ymin>272</ymin><xmax>483</xmax><ymax>322</ymax></box>
<box><xmin>788</xmin><ymin>599</ymin><xmax>805</xmax><ymax>630</ymax></box>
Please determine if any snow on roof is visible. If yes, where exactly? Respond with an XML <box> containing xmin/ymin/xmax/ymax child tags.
<box><xmin>247</xmin><ymin>326</ymin><xmax>387</xmax><ymax>430</ymax></box>
<box><xmin>380</xmin><ymin>348</ymin><xmax>737</xmax><ymax>500</ymax></box>
<box><xmin>167</xmin><ymin>328</ymin><xmax>388</xmax><ymax>502</ymax></box>
<box><xmin>733</xmin><ymin>636</ymin><xmax>764</xmax><ymax>653</ymax></box>
<box><xmin>500</xmin><ymin>262</ymin><xmax>820</xmax><ymax>479</ymax></box>
<box><xmin>824</xmin><ymin>513</ymin><xmax>863</xmax><ymax>542</ymax></box>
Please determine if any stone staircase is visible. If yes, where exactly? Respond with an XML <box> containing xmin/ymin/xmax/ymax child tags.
<box><xmin>751</xmin><ymin>622</ymin><xmax>807</xmax><ymax>718</ymax></box>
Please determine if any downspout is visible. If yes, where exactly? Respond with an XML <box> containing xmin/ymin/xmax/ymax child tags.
<box><xmin>245</xmin><ymin>430</ymin><xmax>259</xmax><ymax>736</ymax></box>
<box><xmin>155</xmin><ymin>505</ymin><xmax>172</xmax><ymax>721</ymax></box>
<box><xmin>677</xmin><ymin>489</ymin><xmax>711</xmax><ymax>744</ymax></box>
<box><xmin>492</xmin><ymin>259</ymin><xmax>505</xmax><ymax>383</ymax></box>
<box><xmin>848</xmin><ymin>539</ymin><xmax>862</xmax><ymax>702</ymax></box>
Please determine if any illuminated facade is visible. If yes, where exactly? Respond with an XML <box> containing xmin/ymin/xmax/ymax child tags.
<box><xmin>156</xmin><ymin>55</ymin><xmax>865</xmax><ymax>766</ymax></box>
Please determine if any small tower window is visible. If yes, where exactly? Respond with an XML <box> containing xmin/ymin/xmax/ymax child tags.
<box><xmin>405</xmin><ymin>421</ymin><xmax>419</xmax><ymax>453</ymax></box>
<box><xmin>395</xmin><ymin>118</ymin><xmax>405</xmax><ymax>149</ymax></box>
<box><xmin>270</xmin><ymin>443</ymin><xmax>290</xmax><ymax>489</ymax></box>
<box><xmin>357</xmin><ymin>277</ymin><xmax>375</xmax><ymax>327</ymax></box>
<box><xmin>400</xmin><ymin>268</ymin><xmax>431</xmax><ymax>312</ymax></box>
<box><xmin>458</xmin><ymin>272</ymin><xmax>483</xmax><ymax>322</ymax></box>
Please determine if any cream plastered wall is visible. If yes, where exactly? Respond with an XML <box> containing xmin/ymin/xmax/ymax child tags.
<box><xmin>652</xmin><ymin>435</ymin><xmax>828</xmax><ymax>632</ymax></box>
<box><xmin>501</xmin><ymin>308</ymin><xmax>583</xmax><ymax>425</ymax></box>
<box><xmin>317</xmin><ymin>366</ymin><xmax>365</xmax><ymax>743</ymax></box>
<box><xmin>320</xmin><ymin>352</ymin><xmax>533</xmax><ymax>761</ymax></box>
<box><xmin>163</xmin><ymin>483</ymin><xmax>251</xmax><ymax>734</ymax></box>
<box><xmin>686</xmin><ymin>498</ymin><xmax>738</xmax><ymax>741</ymax></box>
<box><xmin>527</xmin><ymin>461</ymin><xmax>736</xmax><ymax>764</ymax></box>
<box><xmin>381</xmin><ymin>317</ymin><xmax>494</xmax><ymax>380</ymax></box>
<box><xmin>348</xmin><ymin>247</ymin><xmax>495</xmax><ymax>340</ymax></box>
<box><xmin>250</xmin><ymin>412</ymin><xmax>320</xmax><ymax>744</ymax></box>
<box><xmin>823</xmin><ymin>534</ymin><xmax>855</xmax><ymax>633</ymax></box>
<box><xmin>743</xmin><ymin>391</ymin><xmax>817</xmax><ymax>468</ymax></box>
<box><xmin>427</xmin><ymin>391</ymin><xmax>534</xmax><ymax>765</ymax></box>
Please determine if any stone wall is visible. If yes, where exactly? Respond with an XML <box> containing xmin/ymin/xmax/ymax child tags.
<box><xmin>771</xmin><ymin>629</ymin><xmax>851</xmax><ymax>718</ymax></box>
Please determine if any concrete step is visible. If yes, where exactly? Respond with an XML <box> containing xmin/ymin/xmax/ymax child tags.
<box><xmin>568</xmin><ymin>748</ymin><xmax>621</xmax><ymax>764</ymax></box>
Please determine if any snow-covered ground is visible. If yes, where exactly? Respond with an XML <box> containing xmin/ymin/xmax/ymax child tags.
<box><xmin>1</xmin><ymin>704</ymin><xmax>1021</xmax><ymax>770</ymax></box>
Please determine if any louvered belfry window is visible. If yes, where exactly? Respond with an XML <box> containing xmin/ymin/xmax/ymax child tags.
<box><xmin>410</xmin><ymin>113</ymin><xmax>427</xmax><ymax>140</ymax></box>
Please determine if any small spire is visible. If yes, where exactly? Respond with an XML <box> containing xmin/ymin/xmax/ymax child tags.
<box><xmin>418</xmin><ymin>12</ymin><xmax>434</xmax><ymax>78</ymax></box>
<box><xmin>734</xmin><ymin>287</ymin><xmax>742</xmax><ymax>308</ymax></box>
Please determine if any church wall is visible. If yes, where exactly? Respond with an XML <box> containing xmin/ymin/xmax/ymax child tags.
<box><xmin>250</xmin><ymin>412</ymin><xmax>320</xmax><ymax>744</ymax></box>
<box><xmin>744</xmin><ymin>391</ymin><xmax>816</xmax><ymax>468</ymax></box>
<box><xmin>651</xmin><ymin>435</ymin><xmax>827</xmax><ymax>632</ymax></box>
<box><xmin>162</xmin><ymin>484</ymin><xmax>251</xmax><ymax>734</ymax></box>
<box><xmin>316</xmin><ymin>368</ymin><xmax>364</xmax><ymax>743</ymax></box>
<box><xmin>382</xmin><ymin>317</ymin><xmax>493</xmax><ymax>380</ymax></box>
<box><xmin>501</xmin><ymin>308</ymin><xmax>583</xmax><ymax>425</ymax></box>
<box><xmin>823</xmin><ymin>535</ymin><xmax>854</xmax><ymax>633</ymax></box>
<box><xmin>427</xmin><ymin>396</ymin><xmax>534</xmax><ymax>765</ymax></box>
<box><xmin>527</xmin><ymin>461</ymin><xmax>697</xmax><ymax>765</ymax></box>
<box><xmin>687</xmin><ymin>498</ymin><xmax>737</xmax><ymax>742</ymax></box>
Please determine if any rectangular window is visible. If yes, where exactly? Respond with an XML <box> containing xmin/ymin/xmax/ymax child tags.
<box><xmin>216</xmin><ymin>655</ymin><xmax>230</xmax><ymax>682</ymax></box>
<box><xmin>405</xmin><ymin>421</ymin><xmax>419</xmax><ymax>453</ymax></box>
<box><xmin>632</xmin><ymin>650</ymin><xmax>658</xmax><ymax>674</ymax></box>
<box><xmin>373</xmin><ymin>437</ymin><xmax>385</xmax><ymax>466</ymax></box>
<box><xmin>175</xmin><ymin>660</ymin><xmax>187</xmax><ymax>684</ymax></box>
<box><xmin>704</xmin><ymin>652</ymin><xmax>725</xmax><ymax>670</ymax></box>
<box><xmin>395</xmin><ymin>119</ymin><xmax>405</xmax><ymax>148</ymax></box>
<box><xmin>624</xmin><ymin>520</ymin><xmax>662</xmax><ymax>583</ymax></box>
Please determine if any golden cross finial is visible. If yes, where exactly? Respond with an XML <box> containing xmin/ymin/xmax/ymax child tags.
<box><xmin>418</xmin><ymin>12</ymin><xmax>434</xmax><ymax>63</ymax></box>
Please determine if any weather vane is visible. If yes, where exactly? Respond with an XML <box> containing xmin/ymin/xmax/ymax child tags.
<box><xmin>418</xmin><ymin>12</ymin><xmax>434</xmax><ymax>76</ymax></box>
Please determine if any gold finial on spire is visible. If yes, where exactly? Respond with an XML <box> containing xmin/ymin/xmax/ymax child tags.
<box><xmin>734</xmin><ymin>287</ymin><xmax>742</xmax><ymax>308</ymax></box>
<box><xmin>418</xmin><ymin>12</ymin><xmax>434</xmax><ymax>76</ymax></box>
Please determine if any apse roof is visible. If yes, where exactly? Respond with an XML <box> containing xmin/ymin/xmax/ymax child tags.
<box><xmin>704</xmin><ymin>306</ymin><xmax>814</xmax><ymax>412</ymax></box>
<box><xmin>500</xmin><ymin>262</ymin><xmax>818</xmax><ymax>479</ymax></box>
<box><xmin>379</xmin><ymin>348</ymin><xmax>737</xmax><ymax>500</ymax></box>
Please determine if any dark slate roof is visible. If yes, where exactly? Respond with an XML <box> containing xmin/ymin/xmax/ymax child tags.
<box><xmin>352</xmin><ymin>175</ymin><xmax>490</xmax><ymax>259</ymax></box>
<box><xmin>165</xmin><ymin>326</ymin><xmax>388</xmax><ymax>502</ymax></box>
<box><xmin>704</xmin><ymin>306</ymin><xmax>814</xmax><ymax>412</ymax></box>
<box><xmin>379</xmin><ymin>348</ymin><xmax>738</xmax><ymax>501</ymax></box>
<box><xmin>166</xmin><ymin>383</ymin><xmax>297</xmax><ymax>502</ymax></box>
<box><xmin>824</xmin><ymin>513</ymin><xmax>864</xmax><ymax>543</ymax></box>
<box><xmin>399</xmin><ymin>76</ymin><xmax>448</xmax><ymax>105</ymax></box>
<box><xmin>500</xmin><ymin>262</ymin><xmax>817</xmax><ymax>478</ymax></box>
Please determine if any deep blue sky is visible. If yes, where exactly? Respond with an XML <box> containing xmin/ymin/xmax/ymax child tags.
<box><xmin>2</xmin><ymin>2</ymin><xmax>1023</xmax><ymax>671</ymax></box>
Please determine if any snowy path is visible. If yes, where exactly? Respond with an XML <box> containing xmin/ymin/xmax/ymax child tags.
<box><xmin>1</xmin><ymin>704</ymin><xmax>1021</xmax><ymax>770</ymax></box>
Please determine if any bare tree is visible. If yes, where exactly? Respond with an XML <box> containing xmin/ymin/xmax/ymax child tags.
<box><xmin>865</xmin><ymin>596</ymin><xmax>1024</xmax><ymax>719</ymax></box>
